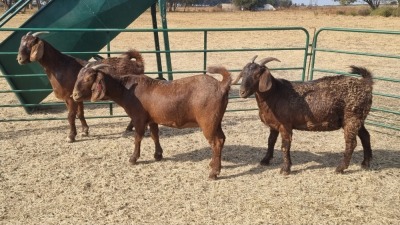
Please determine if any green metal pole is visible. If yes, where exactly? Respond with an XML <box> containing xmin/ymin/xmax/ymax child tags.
<box><xmin>203</xmin><ymin>31</ymin><xmax>207</xmax><ymax>74</ymax></box>
<box><xmin>151</xmin><ymin>3</ymin><xmax>164</xmax><ymax>79</ymax></box>
<box><xmin>158</xmin><ymin>0</ymin><xmax>173</xmax><ymax>80</ymax></box>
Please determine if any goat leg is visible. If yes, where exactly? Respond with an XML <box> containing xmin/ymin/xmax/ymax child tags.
<box><xmin>358</xmin><ymin>124</ymin><xmax>372</xmax><ymax>169</ymax></box>
<box><xmin>149</xmin><ymin>123</ymin><xmax>163</xmax><ymax>161</ymax></box>
<box><xmin>65</xmin><ymin>100</ymin><xmax>78</xmax><ymax>143</ymax></box>
<box><xmin>208</xmin><ymin>126</ymin><xmax>225</xmax><ymax>180</ymax></box>
<box><xmin>279</xmin><ymin>130</ymin><xmax>292</xmax><ymax>175</ymax></box>
<box><xmin>125</xmin><ymin>120</ymin><xmax>134</xmax><ymax>132</ymax></box>
<box><xmin>260</xmin><ymin>129</ymin><xmax>279</xmax><ymax>165</ymax></box>
<box><xmin>336</xmin><ymin>124</ymin><xmax>358</xmax><ymax>173</ymax></box>
<box><xmin>77</xmin><ymin>101</ymin><xmax>89</xmax><ymax>136</ymax></box>
<box><xmin>129</xmin><ymin>125</ymin><xmax>146</xmax><ymax>164</ymax></box>
<box><xmin>280</xmin><ymin>139</ymin><xmax>292</xmax><ymax>175</ymax></box>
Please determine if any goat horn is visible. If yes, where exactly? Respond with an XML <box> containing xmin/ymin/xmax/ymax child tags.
<box><xmin>231</xmin><ymin>73</ymin><xmax>242</xmax><ymax>85</ymax></box>
<box><xmin>32</xmin><ymin>31</ymin><xmax>50</xmax><ymax>37</ymax></box>
<box><xmin>91</xmin><ymin>64</ymin><xmax>111</xmax><ymax>71</ymax></box>
<box><xmin>26</xmin><ymin>31</ymin><xmax>32</xmax><ymax>36</ymax></box>
<box><xmin>251</xmin><ymin>55</ymin><xmax>258</xmax><ymax>63</ymax></box>
<box><xmin>259</xmin><ymin>57</ymin><xmax>281</xmax><ymax>66</ymax></box>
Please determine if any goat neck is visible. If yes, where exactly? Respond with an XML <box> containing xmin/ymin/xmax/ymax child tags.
<box><xmin>100</xmin><ymin>73</ymin><xmax>136</xmax><ymax>108</ymax></box>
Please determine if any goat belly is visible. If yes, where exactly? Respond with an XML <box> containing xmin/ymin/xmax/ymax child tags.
<box><xmin>293</xmin><ymin>119</ymin><xmax>342</xmax><ymax>131</ymax></box>
<box><xmin>158</xmin><ymin>121</ymin><xmax>198</xmax><ymax>128</ymax></box>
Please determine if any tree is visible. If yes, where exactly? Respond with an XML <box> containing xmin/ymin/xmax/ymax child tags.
<box><xmin>232</xmin><ymin>0</ymin><xmax>267</xmax><ymax>10</ymax></box>
<box><xmin>364</xmin><ymin>0</ymin><xmax>380</xmax><ymax>9</ymax></box>
<box><xmin>334</xmin><ymin>0</ymin><xmax>357</xmax><ymax>5</ymax></box>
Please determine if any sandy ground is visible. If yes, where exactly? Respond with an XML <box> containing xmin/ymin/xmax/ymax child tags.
<box><xmin>1</xmin><ymin>8</ymin><xmax>400</xmax><ymax>224</ymax></box>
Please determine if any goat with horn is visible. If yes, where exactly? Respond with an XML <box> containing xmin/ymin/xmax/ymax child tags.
<box><xmin>235</xmin><ymin>56</ymin><xmax>374</xmax><ymax>175</ymax></box>
<box><xmin>17</xmin><ymin>31</ymin><xmax>145</xmax><ymax>142</ymax></box>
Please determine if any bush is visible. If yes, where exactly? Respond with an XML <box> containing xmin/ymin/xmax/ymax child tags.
<box><xmin>336</xmin><ymin>10</ymin><xmax>346</xmax><ymax>15</ymax></box>
<box><xmin>392</xmin><ymin>7</ymin><xmax>400</xmax><ymax>17</ymax></box>
<box><xmin>357</xmin><ymin>8</ymin><xmax>371</xmax><ymax>16</ymax></box>
<box><xmin>370</xmin><ymin>7</ymin><xmax>393</xmax><ymax>17</ymax></box>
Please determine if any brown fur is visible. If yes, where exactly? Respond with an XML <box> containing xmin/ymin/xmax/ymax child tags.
<box><xmin>237</xmin><ymin>57</ymin><xmax>373</xmax><ymax>175</ymax></box>
<box><xmin>17</xmin><ymin>32</ymin><xmax>144</xmax><ymax>142</ymax></box>
<box><xmin>73</xmin><ymin>66</ymin><xmax>232</xmax><ymax>180</ymax></box>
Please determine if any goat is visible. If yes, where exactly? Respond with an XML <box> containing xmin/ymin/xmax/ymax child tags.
<box><xmin>72</xmin><ymin>64</ymin><xmax>232</xmax><ymax>180</ymax></box>
<box><xmin>16</xmin><ymin>31</ymin><xmax>144</xmax><ymax>142</ymax></box>
<box><xmin>234</xmin><ymin>56</ymin><xmax>373</xmax><ymax>175</ymax></box>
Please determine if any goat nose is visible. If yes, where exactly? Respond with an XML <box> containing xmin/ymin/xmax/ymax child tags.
<box><xmin>239</xmin><ymin>90</ymin><xmax>248</xmax><ymax>98</ymax></box>
<box><xmin>71</xmin><ymin>91</ymin><xmax>80</xmax><ymax>100</ymax></box>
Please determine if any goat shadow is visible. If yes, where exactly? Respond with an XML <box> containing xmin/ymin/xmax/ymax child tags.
<box><xmin>1</xmin><ymin>119</ymin><xmax>241</xmax><ymax>141</ymax></box>
<box><xmin>159</xmin><ymin>145</ymin><xmax>400</xmax><ymax>179</ymax></box>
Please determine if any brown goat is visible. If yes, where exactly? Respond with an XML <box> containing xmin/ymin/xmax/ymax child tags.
<box><xmin>235</xmin><ymin>56</ymin><xmax>373</xmax><ymax>175</ymax></box>
<box><xmin>72</xmin><ymin>65</ymin><xmax>232</xmax><ymax>180</ymax></box>
<box><xmin>16</xmin><ymin>31</ymin><xmax>144</xmax><ymax>142</ymax></box>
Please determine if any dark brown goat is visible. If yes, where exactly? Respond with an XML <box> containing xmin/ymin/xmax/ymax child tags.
<box><xmin>235</xmin><ymin>56</ymin><xmax>373</xmax><ymax>175</ymax></box>
<box><xmin>72</xmin><ymin>64</ymin><xmax>232</xmax><ymax>180</ymax></box>
<box><xmin>17</xmin><ymin>31</ymin><xmax>144</xmax><ymax>142</ymax></box>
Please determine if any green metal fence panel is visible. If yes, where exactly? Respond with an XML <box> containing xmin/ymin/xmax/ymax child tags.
<box><xmin>310</xmin><ymin>27</ymin><xmax>400</xmax><ymax>131</ymax></box>
<box><xmin>0</xmin><ymin>27</ymin><xmax>310</xmax><ymax>123</ymax></box>
<box><xmin>0</xmin><ymin>0</ymin><xmax>158</xmax><ymax>112</ymax></box>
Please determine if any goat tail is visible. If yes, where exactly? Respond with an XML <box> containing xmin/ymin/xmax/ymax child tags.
<box><xmin>207</xmin><ymin>66</ymin><xmax>232</xmax><ymax>93</ymax></box>
<box><xmin>350</xmin><ymin>65</ymin><xmax>374</xmax><ymax>86</ymax></box>
<box><xmin>121</xmin><ymin>49</ymin><xmax>144</xmax><ymax>64</ymax></box>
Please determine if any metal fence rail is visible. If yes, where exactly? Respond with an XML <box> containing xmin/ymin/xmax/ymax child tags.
<box><xmin>310</xmin><ymin>27</ymin><xmax>400</xmax><ymax>131</ymax></box>
<box><xmin>0</xmin><ymin>27</ymin><xmax>310</xmax><ymax>122</ymax></box>
<box><xmin>1</xmin><ymin>26</ymin><xmax>399</xmax><ymax>131</ymax></box>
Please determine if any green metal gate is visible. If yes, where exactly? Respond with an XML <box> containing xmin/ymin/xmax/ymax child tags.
<box><xmin>310</xmin><ymin>27</ymin><xmax>400</xmax><ymax>131</ymax></box>
<box><xmin>1</xmin><ymin>26</ymin><xmax>399</xmax><ymax>131</ymax></box>
<box><xmin>0</xmin><ymin>26</ymin><xmax>310</xmax><ymax>121</ymax></box>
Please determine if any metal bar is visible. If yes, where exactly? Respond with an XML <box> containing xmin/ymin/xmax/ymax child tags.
<box><xmin>151</xmin><ymin>3</ymin><xmax>163</xmax><ymax>79</ymax></box>
<box><xmin>314</xmin><ymin>48</ymin><xmax>400</xmax><ymax>59</ymax></box>
<box><xmin>312</xmin><ymin>68</ymin><xmax>400</xmax><ymax>82</ymax></box>
<box><xmin>371</xmin><ymin>107</ymin><xmax>400</xmax><ymax>115</ymax></box>
<box><xmin>0</xmin><ymin>0</ymin><xmax>31</xmax><ymax>27</ymax></box>
<box><xmin>0</xmin><ymin>26</ymin><xmax>310</xmax><ymax>33</ymax></box>
<box><xmin>158</xmin><ymin>0</ymin><xmax>173</xmax><ymax>80</ymax></box>
<box><xmin>203</xmin><ymin>31</ymin><xmax>207</xmax><ymax>74</ymax></box>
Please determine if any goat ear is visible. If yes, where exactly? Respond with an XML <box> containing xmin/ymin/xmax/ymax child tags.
<box><xmin>91</xmin><ymin>73</ymin><xmax>106</xmax><ymax>102</ymax></box>
<box><xmin>259</xmin><ymin>70</ymin><xmax>272</xmax><ymax>92</ymax></box>
<box><xmin>123</xmin><ymin>76</ymin><xmax>138</xmax><ymax>90</ymax></box>
<box><xmin>30</xmin><ymin>40</ymin><xmax>44</xmax><ymax>61</ymax></box>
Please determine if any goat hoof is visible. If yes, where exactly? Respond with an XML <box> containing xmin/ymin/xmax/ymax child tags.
<box><xmin>154</xmin><ymin>154</ymin><xmax>163</xmax><ymax>161</ymax></box>
<box><xmin>260</xmin><ymin>160</ymin><xmax>270</xmax><ymax>166</ymax></box>
<box><xmin>335</xmin><ymin>167</ymin><xmax>345</xmax><ymax>174</ymax></box>
<box><xmin>361</xmin><ymin>160</ymin><xmax>370</xmax><ymax>169</ymax></box>
<box><xmin>129</xmin><ymin>157</ymin><xmax>138</xmax><ymax>165</ymax></box>
<box><xmin>67</xmin><ymin>136</ymin><xmax>75</xmax><ymax>143</ymax></box>
<box><xmin>208</xmin><ymin>174</ymin><xmax>218</xmax><ymax>180</ymax></box>
<box><xmin>280</xmin><ymin>169</ymin><xmax>290</xmax><ymax>176</ymax></box>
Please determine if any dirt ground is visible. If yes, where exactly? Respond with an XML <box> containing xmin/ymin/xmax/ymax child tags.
<box><xmin>1</xmin><ymin>8</ymin><xmax>400</xmax><ymax>225</ymax></box>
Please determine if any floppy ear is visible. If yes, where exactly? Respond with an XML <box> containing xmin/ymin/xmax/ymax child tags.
<box><xmin>91</xmin><ymin>73</ymin><xmax>106</xmax><ymax>102</ymax></box>
<box><xmin>123</xmin><ymin>76</ymin><xmax>138</xmax><ymax>90</ymax></box>
<box><xmin>30</xmin><ymin>40</ymin><xmax>44</xmax><ymax>61</ymax></box>
<box><xmin>258</xmin><ymin>69</ymin><xmax>273</xmax><ymax>92</ymax></box>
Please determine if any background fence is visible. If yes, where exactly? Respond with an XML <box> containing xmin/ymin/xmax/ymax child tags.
<box><xmin>0</xmin><ymin>26</ymin><xmax>399</xmax><ymax>131</ymax></box>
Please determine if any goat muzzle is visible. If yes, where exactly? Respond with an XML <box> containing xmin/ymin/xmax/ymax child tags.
<box><xmin>239</xmin><ymin>89</ymin><xmax>249</xmax><ymax>99</ymax></box>
<box><xmin>16</xmin><ymin>55</ymin><xmax>29</xmax><ymax>65</ymax></box>
<box><xmin>71</xmin><ymin>91</ymin><xmax>82</xmax><ymax>101</ymax></box>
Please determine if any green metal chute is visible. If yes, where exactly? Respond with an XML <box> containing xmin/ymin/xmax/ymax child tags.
<box><xmin>0</xmin><ymin>0</ymin><xmax>162</xmax><ymax>112</ymax></box>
